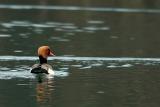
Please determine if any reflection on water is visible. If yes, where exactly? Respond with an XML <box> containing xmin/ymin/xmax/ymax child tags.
<box><xmin>35</xmin><ymin>74</ymin><xmax>54</xmax><ymax>105</ymax></box>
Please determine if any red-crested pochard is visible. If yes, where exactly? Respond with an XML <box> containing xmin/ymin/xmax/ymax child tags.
<box><xmin>31</xmin><ymin>46</ymin><xmax>55</xmax><ymax>74</ymax></box>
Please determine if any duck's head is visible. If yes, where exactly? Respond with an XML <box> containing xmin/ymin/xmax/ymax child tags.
<box><xmin>38</xmin><ymin>46</ymin><xmax>55</xmax><ymax>64</ymax></box>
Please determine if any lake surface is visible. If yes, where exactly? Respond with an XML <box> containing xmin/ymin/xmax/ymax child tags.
<box><xmin>0</xmin><ymin>0</ymin><xmax>160</xmax><ymax>107</ymax></box>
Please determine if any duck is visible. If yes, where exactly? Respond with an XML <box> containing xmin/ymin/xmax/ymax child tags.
<box><xmin>31</xmin><ymin>46</ymin><xmax>55</xmax><ymax>74</ymax></box>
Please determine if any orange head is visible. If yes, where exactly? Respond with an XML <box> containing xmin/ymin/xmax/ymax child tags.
<box><xmin>38</xmin><ymin>46</ymin><xmax>55</xmax><ymax>59</ymax></box>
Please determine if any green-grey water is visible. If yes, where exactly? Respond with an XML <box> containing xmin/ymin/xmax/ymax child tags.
<box><xmin>0</xmin><ymin>0</ymin><xmax>160</xmax><ymax>107</ymax></box>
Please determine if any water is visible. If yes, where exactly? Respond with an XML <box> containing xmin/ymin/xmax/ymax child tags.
<box><xmin>0</xmin><ymin>0</ymin><xmax>160</xmax><ymax>107</ymax></box>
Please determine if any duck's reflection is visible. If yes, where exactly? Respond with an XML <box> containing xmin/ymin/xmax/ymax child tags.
<box><xmin>35</xmin><ymin>74</ymin><xmax>54</xmax><ymax>104</ymax></box>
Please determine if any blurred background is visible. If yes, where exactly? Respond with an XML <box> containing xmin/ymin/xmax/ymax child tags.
<box><xmin>0</xmin><ymin>0</ymin><xmax>160</xmax><ymax>57</ymax></box>
<box><xmin>0</xmin><ymin>0</ymin><xmax>160</xmax><ymax>107</ymax></box>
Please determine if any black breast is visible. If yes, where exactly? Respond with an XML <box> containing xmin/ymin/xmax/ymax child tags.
<box><xmin>31</xmin><ymin>64</ymin><xmax>49</xmax><ymax>74</ymax></box>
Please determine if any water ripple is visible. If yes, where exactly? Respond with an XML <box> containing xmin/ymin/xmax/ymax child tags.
<box><xmin>107</xmin><ymin>64</ymin><xmax>133</xmax><ymax>68</ymax></box>
<box><xmin>0</xmin><ymin>56</ymin><xmax>159</xmax><ymax>79</ymax></box>
<box><xmin>0</xmin><ymin>34</ymin><xmax>11</xmax><ymax>37</ymax></box>
<box><xmin>0</xmin><ymin>4</ymin><xmax>159</xmax><ymax>13</ymax></box>
<box><xmin>0</xmin><ymin>21</ymin><xmax>109</xmax><ymax>33</ymax></box>
<box><xmin>0</xmin><ymin>68</ymin><xmax>69</xmax><ymax>79</ymax></box>
<box><xmin>0</xmin><ymin>56</ymin><xmax>160</xmax><ymax>61</ymax></box>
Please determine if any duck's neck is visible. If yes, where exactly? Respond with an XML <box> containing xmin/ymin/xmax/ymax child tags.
<box><xmin>39</xmin><ymin>56</ymin><xmax>47</xmax><ymax>64</ymax></box>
